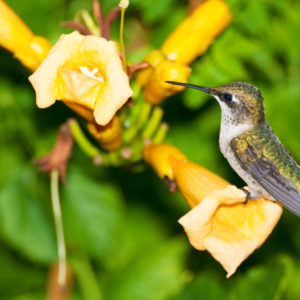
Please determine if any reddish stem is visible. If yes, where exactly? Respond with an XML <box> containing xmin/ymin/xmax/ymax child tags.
<box><xmin>102</xmin><ymin>8</ymin><xmax>121</xmax><ymax>39</ymax></box>
<box><xmin>127</xmin><ymin>61</ymin><xmax>150</xmax><ymax>79</ymax></box>
<box><xmin>92</xmin><ymin>0</ymin><xmax>103</xmax><ymax>24</ymax></box>
<box><xmin>60</xmin><ymin>21</ymin><xmax>91</xmax><ymax>35</ymax></box>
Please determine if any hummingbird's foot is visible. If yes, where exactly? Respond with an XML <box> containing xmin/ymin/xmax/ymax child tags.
<box><xmin>241</xmin><ymin>188</ymin><xmax>258</xmax><ymax>204</ymax></box>
<box><xmin>241</xmin><ymin>188</ymin><xmax>250</xmax><ymax>204</ymax></box>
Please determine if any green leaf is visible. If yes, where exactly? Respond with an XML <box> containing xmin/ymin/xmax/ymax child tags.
<box><xmin>104</xmin><ymin>237</ymin><xmax>188</xmax><ymax>300</ymax></box>
<box><xmin>232</xmin><ymin>255</ymin><xmax>292</xmax><ymax>300</ymax></box>
<box><xmin>177</xmin><ymin>271</ymin><xmax>230</xmax><ymax>300</ymax></box>
<box><xmin>0</xmin><ymin>165</ymin><xmax>57</xmax><ymax>264</ymax></box>
<box><xmin>94</xmin><ymin>206</ymin><xmax>188</xmax><ymax>300</ymax></box>
<box><xmin>62</xmin><ymin>167</ymin><xmax>124</xmax><ymax>262</ymax></box>
<box><xmin>0</xmin><ymin>245</ymin><xmax>46</xmax><ymax>298</ymax></box>
<box><xmin>283</xmin><ymin>260</ymin><xmax>300</xmax><ymax>300</ymax></box>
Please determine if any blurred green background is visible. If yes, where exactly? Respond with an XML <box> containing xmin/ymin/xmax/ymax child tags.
<box><xmin>0</xmin><ymin>0</ymin><xmax>300</xmax><ymax>299</ymax></box>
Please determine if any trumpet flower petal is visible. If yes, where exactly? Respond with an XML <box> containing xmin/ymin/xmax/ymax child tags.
<box><xmin>29</xmin><ymin>32</ymin><xmax>133</xmax><ymax>126</ymax></box>
<box><xmin>143</xmin><ymin>144</ymin><xmax>283</xmax><ymax>277</ymax></box>
<box><xmin>171</xmin><ymin>158</ymin><xmax>282</xmax><ymax>277</ymax></box>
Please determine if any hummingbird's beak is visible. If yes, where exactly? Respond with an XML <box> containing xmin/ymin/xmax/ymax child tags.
<box><xmin>166</xmin><ymin>81</ymin><xmax>211</xmax><ymax>94</ymax></box>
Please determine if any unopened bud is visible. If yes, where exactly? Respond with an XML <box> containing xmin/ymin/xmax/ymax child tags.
<box><xmin>119</xmin><ymin>0</ymin><xmax>129</xmax><ymax>9</ymax></box>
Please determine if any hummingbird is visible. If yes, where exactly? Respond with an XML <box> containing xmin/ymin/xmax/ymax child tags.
<box><xmin>166</xmin><ymin>80</ymin><xmax>300</xmax><ymax>217</ymax></box>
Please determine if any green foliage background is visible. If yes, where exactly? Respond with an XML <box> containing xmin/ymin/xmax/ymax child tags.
<box><xmin>0</xmin><ymin>0</ymin><xmax>300</xmax><ymax>299</ymax></box>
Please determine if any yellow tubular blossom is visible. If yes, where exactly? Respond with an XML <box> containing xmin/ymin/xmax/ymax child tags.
<box><xmin>0</xmin><ymin>0</ymin><xmax>51</xmax><ymax>71</ymax></box>
<box><xmin>143</xmin><ymin>144</ymin><xmax>186</xmax><ymax>180</ymax></box>
<box><xmin>144</xmin><ymin>60</ymin><xmax>191</xmax><ymax>105</ymax></box>
<box><xmin>138</xmin><ymin>0</ymin><xmax>231</xmax><ymax>104</ymax></box>
<box><xmin>0</xmin><ymin>2</ymin><xmax>130</xmax><ymax>150</ymax></box>
<box><xmin>170</xmin><ymin>158</ymin><xmax>282</xmax><ymax>277</ymax></box>
<box><xmin>143</xmin><ymin>144</ymin><xmax>282</xmax><ymax>277</ymax></box>
<box><xmin>29</xmin><ymin>32</ymin><xmax>133</xmax><ymax>126</ymax></box>
<box><xmin>161</xmin><ymin>0</ymin><xmax>232</xmax><ymax>65</ymax></box>
<box><xmin>137</xmin><ymin>50</ymin><xmax>165</xmax><ymax>86</ymax></box>
<box><xmin>169</xmin><ymin>157</ymin><xmax>229</xmax><ymax>207</ymax></box>
<box><xmin>87</xmin><ymin>116</ymin><xmax>122</xmax><ymax>151</ymax></box>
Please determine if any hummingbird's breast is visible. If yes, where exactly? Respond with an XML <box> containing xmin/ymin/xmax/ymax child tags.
<box><xmin>218</xmin><ymin>113</ymin><xmax>265</xmax><ymax>195</ymax></box>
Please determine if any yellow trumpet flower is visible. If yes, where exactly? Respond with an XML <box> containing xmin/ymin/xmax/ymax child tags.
<box><xmin>29</xmin><ymin>31</ymin><xmax>133</xmax><ymax>126</ymax></box>
<box><xmin>0</xmin><ymin>0</ymin><xmax>51</xmax><ymax>71</ymax></box>
<box><xmin>144</xmin><ymin>60</ymin><xmax>191</xmax><ymax>105</ymax></box>
<box><xmin>0</xmin><ymin>1</ymin><xmax>129</xmax><ymax>148</ymax></box>
<box><xmin>143</xmin><ymin>143</ymin><xmax>186</xmax><ymax>180</ymax></box>
<box><xmin>138</xmin><ymin>0</ymin><xmax>231</xmax><ymax>104</ymax></box>
<box><xmin>144</xmin><ymin>144</ymin><xmax>282</xmax><ymax>277</ymax></box>
<box><xmin>137</xmin><ymin>50</ymin><xmax>165</xmax><ymax>86</ymax></box>
<box><xmin>161</xmin><ymin>0</ymin><xmax>232</xmax><ymax>65</ymax></box>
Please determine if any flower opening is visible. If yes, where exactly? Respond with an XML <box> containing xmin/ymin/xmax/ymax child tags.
<box><xmin>143</xmin><ymin>144</ymin><xmax>283</xmax><ymax>277</ymax></box>
<box><xmin>29</xmin><ymin>31</ymin><xmax>133</xmax><ymax>126</ymax></box>
<box><xmin>171</xmin><ymin>157</ymin><xmax>282</xmax><ymax>277</ymax></box>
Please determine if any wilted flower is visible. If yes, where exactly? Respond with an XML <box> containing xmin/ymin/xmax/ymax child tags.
<box><xmin>29</xmin><ymin>31</ymin><xmax>133</xmax><ymax>126</ymax></box>
<box><xmin>143</xmin><ymin>144</ymin><xmax>283</xmax><ymax>277</ymax></box>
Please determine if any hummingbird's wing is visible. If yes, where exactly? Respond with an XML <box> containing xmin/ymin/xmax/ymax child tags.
<box><xmin>231</xmin><ymin>138</ymin><xmax>300</xmax><ymax>217</ymax></box>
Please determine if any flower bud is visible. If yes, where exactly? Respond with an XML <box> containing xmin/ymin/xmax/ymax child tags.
<box><xmin>87</xmin><ymin>116</ymin><xmax>122</xmax><ymax>151</ymax></box>
<box><xmin>0</xmin><ymin>0</ymin><xmax>51</xmax><ymax>71</ymax></box>
<box><xmin>161</xmin><ymin>0</ymin><xmax>232</xmax><ymax>65</ymax></box>
<box><xmin>136</xmin><ymin>50</ymin><xmax>165</xmax><ymax>86</ymax></box>
<box><xmin>144</xmin><ymin>60</ymin><xmax>191</xmax><ymax>104</ymax></box>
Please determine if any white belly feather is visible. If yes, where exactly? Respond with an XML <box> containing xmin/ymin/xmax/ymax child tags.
<box><xmin>218</xmin><ymin>113</ymin><xmax>266</xmax><ymax>197</ymax></box>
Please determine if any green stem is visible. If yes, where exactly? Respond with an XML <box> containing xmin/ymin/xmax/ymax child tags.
<box><xmin>142</xmin><ymin>107</ymin><xmax>164</xmax><ymax>139</ymax></box>
<box><xmin>50</xmin><ymin>169</ymin><xmax>67</xmax><ymax>289</ymax></box>
<box><xmin>79</xmin><ymin>10</ymin><xmax>100</xmax><ymax>36</ymax></box>
<box><xmin>129</xmin><ymin>139</ymin><xmax>144</xmax><ymax>162</ymax></box>
<box><xmin>119</xmin><ymin>82</ymin><xmax>142</xmax><ymax>124</ymax></box>
<box><xmin>107</xmin><ymin>151</ymin><xmax>123</xmax><ymax>166</ymax></box>
<box><xmin>71</xmin><ymin>254</ymin><xmax>103</xmax><ymax>300</ymax></box>
<box><xmin>152</xmin><ymin>122</ymin><xmax>169</xmax><ymax>144</ymax></box>
<box><xmin>123</xmin><ymin>102</ymin><xmax>152</xmax><ymax>143</ymax></box>
<box><xmin>137</xmin><ymin>102</ymin><xmax>152</xmax><ymax>127</ymax></box>
<box><xmin>132</xmin><ymin>81</ymin><xmax>142</xmax><ymax>100</ymax></box>
<box><xmin>68</xmin><ymin>119</ymin><xmax>101</xmax><ymax>158</ymax></box>
<box><xmin>119</xmin><ymin>7</ymin><xmax>127</xmax><ymax>71</ymax></box>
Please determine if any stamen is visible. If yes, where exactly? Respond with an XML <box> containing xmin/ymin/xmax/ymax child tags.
<box><xmin>79</xmin><ymin>66</ymin><xmax>104</xmax><ymax>82</ymax></box>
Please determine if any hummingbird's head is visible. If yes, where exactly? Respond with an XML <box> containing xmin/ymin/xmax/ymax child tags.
<box><xmin>166</xmin><ymin>81</ymin><xmax>265</xmax><ymax>126</ymax></box>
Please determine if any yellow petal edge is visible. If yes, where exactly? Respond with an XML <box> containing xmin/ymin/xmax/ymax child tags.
<box><xmin>29</xmin><ymin>32</ymin><xmax>133</xmax><ymax>126</ymax></box>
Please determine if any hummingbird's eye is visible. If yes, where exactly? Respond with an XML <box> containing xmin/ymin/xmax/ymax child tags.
<box><xmin>223</xmin><ymin>93</ymin><xmax>232</xmax><ymax>102</ymax></box>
